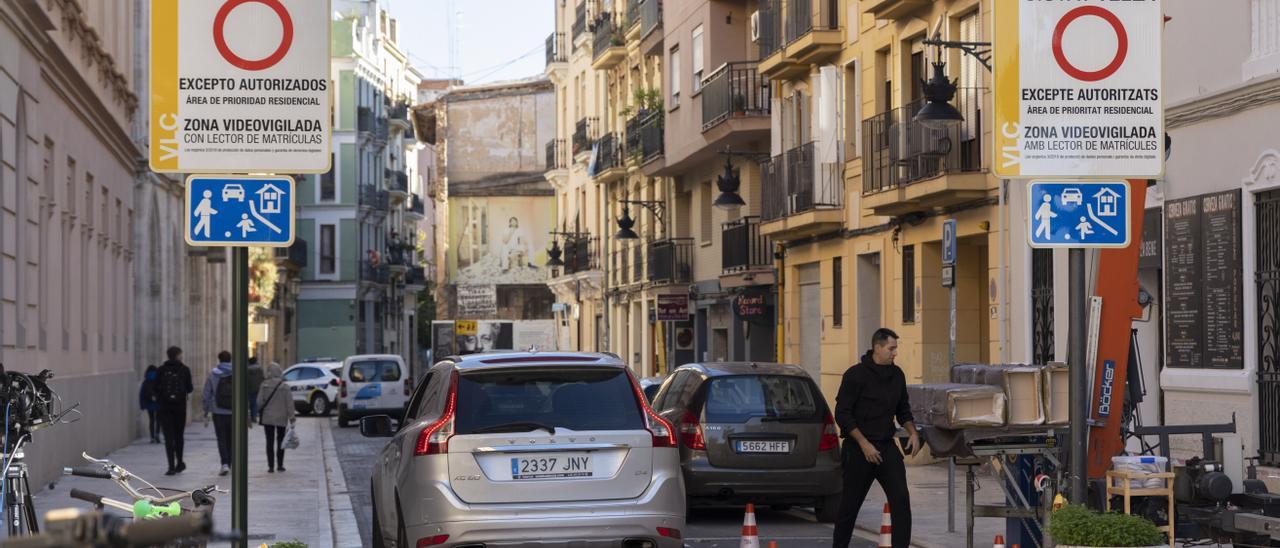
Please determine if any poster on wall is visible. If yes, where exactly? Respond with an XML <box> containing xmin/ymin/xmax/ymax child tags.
<box><xmin>456</xmin><ymin>321</ymin><xmax>514</xmax><ymax>355</ymax></box>
<box><xmin>514</xmin><ymin>320</ymin><xmax>558</xmax><ymax>351</ymax></box>
<box><xmin>430</xmin><ymin>321</ymin><xmax>455</xmax><ymax>363</ymax></box>
<box><xmin>448</xmin><ymin>196</ymin><xmax>556</xmax><ymax>284</ymax></box>
<box><xmin>457</xmin><ymin>284</ymin><xmax>498</xmax><ymax>317</ymax></box>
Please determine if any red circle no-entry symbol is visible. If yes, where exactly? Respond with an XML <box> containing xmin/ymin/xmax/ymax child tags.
<box><xmin>213</xmin><ymin>0</ymin><xmax>294</xmax><ymax>71</ymax></box>
<box><xmin>1052</xmin><ymin>6</ymin><xmax>1128</xmax><ymax>82</ymax></box>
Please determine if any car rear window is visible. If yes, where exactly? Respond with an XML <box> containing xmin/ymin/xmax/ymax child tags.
<box><xmin>455</xmin><ymin>368</ymin><xmax>644</xmax><ymax>434</ymax></box>
<box><xmin>703</xmin><ymin>375</ymin><xmax>821</xmax><ymax>423</ymax></box>
<box><xmin>348</xmin><ymin>360</ymin><xmax>400</xmax><ymax>383</ymax></box>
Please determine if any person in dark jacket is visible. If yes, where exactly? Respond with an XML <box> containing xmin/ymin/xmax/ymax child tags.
<box><xmin>139</xmin><ymin>365</ymin><xmax>161</xmax><ymax>444</ymax></box>
<box><xmin>246</xmin><ymin>357</ymin><xmax>264</xmax><ymax>426</ymax></box>
<box><xmin>831</xmin><ymin>328</ymin><xmax>921</xmax><ymax>548</ymax></box>
<box><xmin>203</xmin><ymin>351</ymin><xmax>235</xmax><ymax>476</ymax></box>
<box><xmin>155</xmin><ymin>347</ymin><xmax>194</xmax><ymax>476</ymax></box>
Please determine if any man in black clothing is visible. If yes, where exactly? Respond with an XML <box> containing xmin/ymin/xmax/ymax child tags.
<box><xmin>832</xmin><ymin>328</ymin><xmax>921</xmax><ymax>548</ymax></box>
<box><xmin>155</xmin><ymin>346</ymin><xmax>194</xmax><ymax>476</ymax></box>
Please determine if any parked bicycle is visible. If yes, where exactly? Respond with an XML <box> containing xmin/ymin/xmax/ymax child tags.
<box><xmin>63</xmin><ymin>453</ymin><xmax>222</xmax><ymax>519</ymax></box>
<box><xmin>0</xmin><ymin>507</ymin><xmax>217</xmax><ymax>548</ymax></box>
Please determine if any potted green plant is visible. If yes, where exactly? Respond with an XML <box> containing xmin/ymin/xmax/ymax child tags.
<box><xmin>1047</xmin><ymin>505</ymin><xmax>1167</xmax><ymax>548</ymax></box>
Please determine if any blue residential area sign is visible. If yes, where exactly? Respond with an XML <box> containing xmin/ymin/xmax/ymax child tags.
<box><xmin>1028</xmin><ymin>181</ymin><xmax>1131</xmax><ymax>248</ymax></box>
<box><xmin>185</xmin><ymin>175</ymin><xmax>295</xmax><ymax>247</ymax></box>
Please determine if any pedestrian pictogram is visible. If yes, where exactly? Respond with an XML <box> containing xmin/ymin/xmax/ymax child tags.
<box><xmin>150</xmin><ymin>0</ymin><xmax>332</xmax><ymax>174</ymax></box>
<box><xmin>993</xmin><ymin>0</ymin><xmax>1164</xmax><ymax>179</ymax></box>
<box><xmin>1028</xmin><ymin>181</ymin><xmax>1131</xmax><ymax>248</ymax></box>
<box><xmin>185</xmin><ymin>175</ymin><xmax>295</xmax><ymax>247</ymax></box>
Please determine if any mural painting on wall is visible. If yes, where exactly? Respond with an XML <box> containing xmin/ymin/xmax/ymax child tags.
<box><xmin>448</xmin><ymin>196</ymin><xmax>556</xmax><ymax>284</ymax></box>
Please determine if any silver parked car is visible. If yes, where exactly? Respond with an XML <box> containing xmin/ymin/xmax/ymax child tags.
<box><xmin>360</xmin><ymin>352</ymin><xmax>686</xmax><ymax>548</ymax></box>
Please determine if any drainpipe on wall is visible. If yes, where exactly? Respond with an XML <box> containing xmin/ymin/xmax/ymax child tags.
<box><xmin>999</xmin><ymin>179</ymin><xmax>1009</xmax><ymax>363</ymax></box>
<box><xmin>774</xmin><ymin>242</ymin><xmax>785</xmax><ymax>364</ymax></box>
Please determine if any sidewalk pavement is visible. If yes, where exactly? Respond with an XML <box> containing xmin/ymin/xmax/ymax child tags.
<box><xmin>30</xmin><ymin>416</ymin><xmax>352</xmax><ymax>548</ymax></box>
<box><xmin>849</xmin><ymin>461</ymin><xmax>1007</xmax><ymax>548</ymax></box>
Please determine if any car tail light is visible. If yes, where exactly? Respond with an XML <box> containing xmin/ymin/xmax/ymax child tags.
<box><xmin>415</xmin><ymin>372</ymin><xmax>457</xmax><ymax>456</ymax></box>
<box><xmin>679</xmin><ymin>411</ymin><xmax>706</xmax><ymax>451</ymax></box>
<box><xmin>819</xmin><ymin>412</ymin><xmax>840</xmax><ymax>452</ymax></box>
<box><xmin>338</xmin><ymin>379</ymin><xmax>346</xmax><ymax>398</ymax></box>
<box><xmin>416</xmin><ymin>535</ymin><xmax>449</xmax><ymax>547</ymax></box>
<box><xmin>404</xmin><ymin>378</ymin><xmax>412</xmax><ymax>397</ymax></box>
<box><xmin>656</xmin><ymin>527</ymin><xmax>682</xmax><ymax>539</ymax></box>
<box><xmin>628</xmin><ymin>372</ymin><xmax>676</xmax><ymax>448</ymax></box>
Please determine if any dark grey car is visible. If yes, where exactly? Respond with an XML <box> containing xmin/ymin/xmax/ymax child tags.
<box><xmin>650</xmin><ymin>362</ymin><xmax>843</xmax><ymax>522</ymax></box>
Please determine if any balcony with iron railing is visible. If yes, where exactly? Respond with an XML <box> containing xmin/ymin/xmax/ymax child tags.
<box><xmin>759</xmin><ymin>141</ymin><xmax>845</xmax><ymax>237</ymax></box>
<box><xmin>387</xmin><ymin>170</ymin><xmax>408</xmax><ymax>201</ymax></box>
<box><xmin>638</xmin><ymin>110</ymin><xmax>664</xmax><ymax>166</ymax></box>
<box><xmin>591</xmin><ymin>13</ymin><xmax>626</xmax><ymax>70</ymax></box>
<box><xmin>639</xmin><ymin>0</ymin><xmax>662</xmax><ymax>55</ymax></box>
<box><xmin>757</xmin><ymin>1</ymin><xmax>782</xmax><ymax>60</ymax></box>
<box><xmin>408</xmin><ymin>193</ymin><xmax>425</xmax><ymax>219</ymax></box>
<box><xmin>647</xmin><ymin>238</ymin><xmax>693</xmax><ymax>285</ymax></box>
<box><xmin>592</xmin><ymin>132</ymin><xmax>626</xmax><ymax>183</ymax></box>
<box><xmin>360</xmin><ymin>259</ymin><xmax>389</xmax><ymax>286</ymax></box>
<box><xmin>406</xmin><ymin>266</ymin><xmax>428</xmax><ymax>288</ymax></box>
<box><xmin>701</xmin><ymin>62</ymin><xmax>771</xmax><ymax>132</ymax></box>
<box><xmin>625</xmin><ymin>0</ymin><xmax>643</xmax><ymax>38</ymax></box>
<box><xmin>573</xmin><ymin>117</ymin><xmax>599</xmax><ymax>156</ymax></box>
<box><xmin>572</xmin><ymin>1</ymin><xmax>589</xmax><ymax>44</ymax></box>
<box><xmin>546</xmin><ymin>138</ymin><xmax>568</xmax><ymax>171</ymax></box>
<box><xmin>862</xmin><ymin>88</ymin><xmax>987</xmax><ymax>216</ymax></box>
<box><xmin>722</xmin><ymin>217</ymin><xmax>771</xmax><ymax>274</ymax></box>
<box><xmin>388</xmin><ymin>101</ymin><xmax>411</xmax><ymax>130</ymax></box>
<box><xmin>358</xmin><ymin>184</ymin><xmax>389</xmax><ymax>213</ymax></box>
<box><xmin>562</xmin><ymin>237</ymin><xmax>600</xmax><ymax>276</ymax></box>
<box><xmin>546</xmin><ymin>32</ymin><xmax>568</xmax><ymax>67</ymax></box>
<box><xmin>759</xmin><ymin>0</ymin><xmax>841</xmax><ymax>79</ymax></box>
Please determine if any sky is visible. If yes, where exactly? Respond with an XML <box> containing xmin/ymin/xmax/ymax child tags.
<box><xmin>386</xmin><ymin>0</ymin><xmax>554</xmax><ymax>85</ymax></box>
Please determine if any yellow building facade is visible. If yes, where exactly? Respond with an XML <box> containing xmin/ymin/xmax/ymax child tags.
<box><xmin>759</xmin><ymin>0</ymin><xmax>1036</xmax><ymax>397</ymax></box>
<box><xmin>550</xmin><ymin>0</ymin><xmax>1044</xmax><ymax>393</ymax></box>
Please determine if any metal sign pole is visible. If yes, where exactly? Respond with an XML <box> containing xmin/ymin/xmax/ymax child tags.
<box><xmin>948</xmin><ymin>279</ymin><xmax>957</xmax><ymax>532</ymax></box>
<box><xmin>1069</xmin><ymin>248</ymin><xmax>1087</xmax><ymax>504</ymax></box>
<box><xmin>232</xmin><ymin>247</ymin><xmax>249</xmax><ymax>546</ymax></box>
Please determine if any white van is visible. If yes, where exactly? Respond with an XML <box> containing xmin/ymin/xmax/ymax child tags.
<box><xmin>337</xmin><ymin>354</ymin><xmax>410</xmax><ymax>428</ymax></box>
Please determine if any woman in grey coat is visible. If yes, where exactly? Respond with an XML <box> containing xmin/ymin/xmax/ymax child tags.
<box><xmin>256</xmin><ymin>362</ymin><xmax>296</xmax><ymax>472</ymax></box>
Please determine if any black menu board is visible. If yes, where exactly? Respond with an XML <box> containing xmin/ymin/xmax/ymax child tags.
<box><xmin>1163</xmin><ymin>190</ymin><xmax>1243</xmax><ymax>369</ymax></box>
<box><xmin>1200</xmin><ymin>191</ymin><xmax>1243</xmax><ymax>368</ymax></box>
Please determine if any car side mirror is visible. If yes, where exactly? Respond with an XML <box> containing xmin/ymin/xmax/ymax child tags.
<box><xmin>359</xmin><ymin>415</ymin><xmax>396</xmax><ymax>438</ymax></box>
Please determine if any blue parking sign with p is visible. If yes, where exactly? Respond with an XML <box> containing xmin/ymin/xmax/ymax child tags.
<box><xmin>185</xmin><ymin>175</ymin><xmax>295</xmax><ymax>247</ymax></box>
<box><xmin>1028</xmin><ymin>181</ymin><xmax>1131</xmax><ymax>248</ymax></box>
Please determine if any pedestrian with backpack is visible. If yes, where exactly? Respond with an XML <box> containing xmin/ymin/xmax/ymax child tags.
<box><xmin>246</xmin><ymin>356</ymin><xmax>264</xmax><ymax>426</ymax></box>
<box><xmin>139</xmin><ymin>365</ymin><xmax>161</xmax><ymax>444</ymax></box>
<box><xmin>256</xmin><ymin>362</ymin><xmax>296</xmax><ymax>473</ymax></box>
<box><xmin>156</xmin><ymin>347</ymin><xmax>194</xmax><ymax>476</ymax></box>
<box><xmin>202</xmin><ymin>351</ymin><xmax>236</xmax><ymax>476</ymax></box>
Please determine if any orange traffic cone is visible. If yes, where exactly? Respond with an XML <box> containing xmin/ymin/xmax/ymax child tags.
<box><xmin>879</xmin><ymin>503</ymin><xmax>892</xmax><ymax>548</ymax></box>
<box><xmin>993</xmin><ymin>535</ymin><xmax>1005</xmax><ymax>548</ymax></box>
<box><xmin>768</xmin><ymin>542</ymin><xmax>778</xmax><ymax>548</ymax></box>
<box><xmin>740</xmin><ymin>503</ymin><xmax>759</xmax><ymax>548</ymax></box>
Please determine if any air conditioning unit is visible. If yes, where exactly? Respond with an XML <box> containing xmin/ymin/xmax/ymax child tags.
<box><xmin>749</xmin><ymin>11</ymin><xmax>760</xmax><ymax>43</ymax></box>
